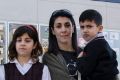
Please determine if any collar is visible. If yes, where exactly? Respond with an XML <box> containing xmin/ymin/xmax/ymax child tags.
<box><xmin>86</xmin><ymin>32</ymin><xmax>104</xmax><ymax>44</ymax></box>
<box><xmin>10</xmin><ymin>58</ymin><xmax>34</xmax><ymax>64</ymax></box>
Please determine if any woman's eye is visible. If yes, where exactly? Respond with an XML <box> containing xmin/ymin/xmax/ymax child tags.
<box><xmin>65</xmin><ymin>23</ymin><xmax>71</xmax><ymax>28</ymax></box>
<box><xmin>55</xmin><ymin>25</ymin><xmax>61</xmax><ymax>28</ymax></box>
<box><xmin>65</xmin><ymin>24</ymin><xmax>70</xmax><ymax>28</ymax></box>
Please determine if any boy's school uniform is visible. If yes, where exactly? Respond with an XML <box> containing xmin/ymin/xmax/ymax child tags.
<box><xmin>77</xmin><ymin>33</ymin><xmax>119</xmax><ymax>80</ymax></box>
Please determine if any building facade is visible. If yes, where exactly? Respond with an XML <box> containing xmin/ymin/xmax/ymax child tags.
<box><xmin>0</xmin><ymin>0</ymin><xmax>120</xmax><ymax>72</ymax></box>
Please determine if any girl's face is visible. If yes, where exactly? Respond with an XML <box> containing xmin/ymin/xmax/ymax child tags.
<box><xmin>52</xmin><ymin>16</ymin><xmax>74</xmax><ymax>45</ymax></box>
<box><xmin>16</xmin><ymin>33</ymin><xmax>36</xmax><ymax>57</ymax></box>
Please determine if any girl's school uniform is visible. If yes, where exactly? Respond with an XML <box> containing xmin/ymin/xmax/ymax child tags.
<box><xmin>0</xmin><ymin>59</ymin><xmax>51</xmax><ymax>80</ymax></box>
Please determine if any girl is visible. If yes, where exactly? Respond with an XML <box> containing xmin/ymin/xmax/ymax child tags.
<box><xmin>0</xmin><ymin>25</ymin><xmax>51</xmax><ymax>80</ymax></box>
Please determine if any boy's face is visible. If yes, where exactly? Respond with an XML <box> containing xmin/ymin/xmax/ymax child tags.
<box><xmin>79</xmin><ymin>20</ymin><xmax>103</xmax><ymax>41</ymax></box>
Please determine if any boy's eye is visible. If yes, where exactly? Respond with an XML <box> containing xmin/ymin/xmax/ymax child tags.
<box><xmin>86</xmin><ymin>25</ymin><xmax>92</xmax><ymax>29</ymax></box>
<box><xmin>80</xmin><ymin>26</ymin><xmax>84</xmax><ymax>29</ymax></box>
<box><xmin>80</xmin><ymin>25</ymin><xmax>92</xmax><ymax>29</ymax></box>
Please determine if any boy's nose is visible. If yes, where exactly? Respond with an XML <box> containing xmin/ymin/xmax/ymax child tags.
<box><xmin>83</xmin><ymin>27</ymin><xmax>88</xmax><ymax>32</ymax></box>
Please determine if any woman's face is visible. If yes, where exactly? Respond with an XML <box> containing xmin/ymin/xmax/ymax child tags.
<box><xmin>52</xmin><ymin>16</ymin><xmax>74</xmax><ymax>45</ymax></box>
<box><xmin>16</xmin><ymin>33</ymin><xmax>36</xmax><ymax>57</ymax></box>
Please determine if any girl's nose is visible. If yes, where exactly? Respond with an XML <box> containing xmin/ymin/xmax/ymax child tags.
<box><xmin>20</xmin><ymin>41</ymin><xmax>26</xmax><ymax>46</ymax></box>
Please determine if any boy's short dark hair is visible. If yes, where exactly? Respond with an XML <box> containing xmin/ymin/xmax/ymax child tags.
<box><xmin>79</xmin><ymin>9</ymin><xmax>102</xmax><ymax>26</ymax></box>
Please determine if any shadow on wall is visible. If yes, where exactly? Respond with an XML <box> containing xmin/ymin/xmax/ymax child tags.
<box><xmin>92</xmin><ymin>0</ymin><xmax>120</xmax><ymax>3</ymax></box>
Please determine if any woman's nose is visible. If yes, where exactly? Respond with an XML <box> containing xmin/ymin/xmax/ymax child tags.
<box><xmin>61</xmin><ymin>26</ymin><xmax>66</xmax><ymax>32</ymax></box>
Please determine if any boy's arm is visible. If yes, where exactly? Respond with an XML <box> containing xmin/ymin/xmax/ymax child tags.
<box><xmin>77</xmin><ymin>42</ymin><xmax>102</xmax><ymax>76</ymax></box>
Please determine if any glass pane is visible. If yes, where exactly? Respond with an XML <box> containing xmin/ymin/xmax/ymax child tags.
<box><xmin>0</xmin><ymin>23</ymin><xmax>5</xmax><ymax>64</ymax></box>
<box><xmin>39</xmin><ymin>25</ymin><xmax>49</xmax><ymax>53</ymax></box>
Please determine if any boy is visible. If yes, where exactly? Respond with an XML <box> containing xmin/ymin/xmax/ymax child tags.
<box><xmin>77</xmin><ymin>9</ymin><xmax>119</xmax><ymax>80</ymax></box>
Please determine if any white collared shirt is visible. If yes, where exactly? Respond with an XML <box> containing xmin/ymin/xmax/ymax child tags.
<box><xmin>0</xmin><ymin>59</ymin><xmax>51</xmax><ymax>80</ymax></box>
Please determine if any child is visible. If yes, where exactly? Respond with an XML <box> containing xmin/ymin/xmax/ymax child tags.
<box><xmin>77</xmin><ymin>9</ymin><xmax>119</xmax><ymax>80</ymax></box>
<box><xmin>0</xmin><ymin>25</ymin><xmax>51</xmax><ymax>80</ymax></box>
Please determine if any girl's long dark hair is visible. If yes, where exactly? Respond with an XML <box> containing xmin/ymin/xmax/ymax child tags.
<box><xmin>8</xmin><ymin>25</ymin><xmax>43</xmax><ymax>61</ymax></box>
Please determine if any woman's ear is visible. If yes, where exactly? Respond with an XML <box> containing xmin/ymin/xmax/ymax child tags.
<box><xmin>72</xmin><ymin>26</ymin><xmax>74</xmax><ymax>33</ymax></box>
<box><xmin>51</xmin><ymin>27</ymin><xmax>55</xmax><ymax>35</ymax></box>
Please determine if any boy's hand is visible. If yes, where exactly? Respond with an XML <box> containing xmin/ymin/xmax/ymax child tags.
<box><xmin>77</xmin><ymin>51</ymin><xmax>84</xmax><ymax>58</ymax></box>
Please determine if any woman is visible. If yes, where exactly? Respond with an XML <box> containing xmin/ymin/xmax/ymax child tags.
<box><xmin>43</xmin><ymin>9</ymin><xmax>78</xmax><ymax>80</ymax></box>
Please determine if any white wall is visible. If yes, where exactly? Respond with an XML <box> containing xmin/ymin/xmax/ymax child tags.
<box><xmin>0</xmin><ymin>0</ymin><xmax>37</xmax><ymax>23</ymax></box>
<box><xmin>0</xmin><ymin>0</ymin><xmax>120</xmax><ymax>30</ymax></box>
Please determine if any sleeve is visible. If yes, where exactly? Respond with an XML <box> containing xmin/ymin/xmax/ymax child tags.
<box><xmin>42</xmin><ymin>65</ymin><xmax>51</xmax><ymax>80</ymax></box>
<box><xmin>0</xmin><ymin>65</ymin><xmax>5</xmax><ymax>80</ymax></box>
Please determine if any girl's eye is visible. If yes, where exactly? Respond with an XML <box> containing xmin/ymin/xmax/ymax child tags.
<box><xmin>25</xmin><ymin>40</ymin><xmax>31</xmax><ymax>42</ymax></box>
<box><xmin>16</xmin><ymin>39</ymin><xmax>32</xmax><ymax>43</ymax></box>
<box><xmin>16</xmin><ymin>39</ymin><xmax>21</xmax><ymax>42</ymax></box>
